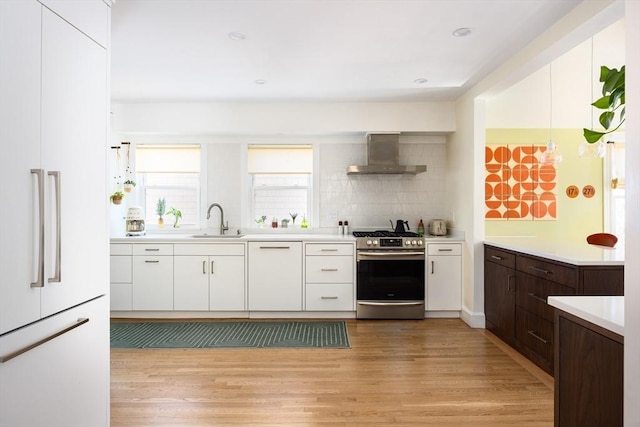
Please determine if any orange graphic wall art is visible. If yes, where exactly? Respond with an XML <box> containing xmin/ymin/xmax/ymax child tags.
<box><xmin>485</xmin><ymin>144</ymin><xmax>557</xmax><ymax>220</ymax></box>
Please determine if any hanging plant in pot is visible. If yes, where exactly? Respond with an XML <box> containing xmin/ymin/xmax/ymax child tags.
<box><xmin>123</xmin><ymin>179</ymin><xmax>136</xmax><ymax>193</ymax></box>
<box><xmin>110</xmin><ymin>191</ymin><xmax>125</xmax><ymax>205</ymax></box>
<box><xmin>583</xmin><ymin>65</ymin><xmax>625</xmax><ymax>144</ymax></box>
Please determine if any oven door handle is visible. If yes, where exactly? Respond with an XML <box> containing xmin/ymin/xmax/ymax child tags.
<box><xmin>357</xmin><ymin>301</ymin><xmax>424</xmax><ymax>307</ymax></box>
<box><xmin>357</xmin><ymin>252</ymin><xmax>424</xmax><ymax>261</ymax></box>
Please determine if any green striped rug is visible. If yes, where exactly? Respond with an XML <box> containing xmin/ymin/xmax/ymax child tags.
<box><xmin>110</xmin><ymin>320</ymin><xmax>351</xmax><ymax>349</ymax></box>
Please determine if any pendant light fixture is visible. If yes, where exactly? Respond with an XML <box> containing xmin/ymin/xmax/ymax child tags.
<box><xmin>579</xmin><ymin>38</ymin><xmax>606</xmax><ymax>158</ymax></box>
<box><xmin>540</xmin><ymin>62</ymin><xmax>563</xmax><ymax>166</ymax></box>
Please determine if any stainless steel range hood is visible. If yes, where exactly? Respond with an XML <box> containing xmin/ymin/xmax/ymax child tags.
<box><xmin>347</xmin><ymin>133</ymin><xmax>427</xmax><ymax>175</ymax></box>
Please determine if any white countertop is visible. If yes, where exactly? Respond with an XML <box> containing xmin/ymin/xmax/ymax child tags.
<box><xmin>548</xmin><ymin>296</ymin><xmax>624</xmax><ymax>336</ymax></box>
<box><xmin>110</xmin><ymin>231</ymin><xmax>464</xmax><ymax>244</ymax></box>
<box><xmin>484</xmin><ymin>236</ymin><xmax>624</xmax><ymax>266</ymax></box>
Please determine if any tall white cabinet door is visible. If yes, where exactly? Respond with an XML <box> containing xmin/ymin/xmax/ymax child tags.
<box><xmin>0</xmin><ymin>1</ymin><xmax>43</xmax><ymax>334</ymax></box>
<box><xmin>174</xmin><ymin>256</ymin><xmax>209</xmax><ymax>311</ymax></box>
<box><xmin>248</xmin><ymin>242</ymin><xmax>302</xmax><ymax>311</ymax></box>
<box><xmin>0</xmin><ymin>296</ymin><xmax>109</xmax><ymax>427</ymax></box>
<box><xmin>427</xmin><ymin>255</ymin><xmax>462</xmax><ymax>311</ymax></box>
<box><xmin>39</xmin><ymin>8</ymin><xmax>108</xmax><ymax>317</ymax></box>
<box><xmin>133</xmin><ymin>256</ymin><xmax>174</xmax><ymax>310</ymax></box>
<box><xmin>210</xmin><ymin>255</ymin><xmax>245</xmax><ymax>311</ymax></box>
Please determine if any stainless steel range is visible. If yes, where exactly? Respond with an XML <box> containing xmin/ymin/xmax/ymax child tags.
<box><xmin>353</xmin><ymin>231</ymin><xmax>425</xmax><ymax>319</ymax></box>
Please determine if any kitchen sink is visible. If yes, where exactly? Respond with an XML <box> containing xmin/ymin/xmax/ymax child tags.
<box><xmin>190</xmin><ymin>234</ymin><xmax>244</xmax><ymax>238</ymax></box>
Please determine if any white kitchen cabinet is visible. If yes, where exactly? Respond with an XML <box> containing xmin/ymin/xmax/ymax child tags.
<box><xmin>248</xmin><ymin>242</ymin><xmax>302</xmax><ymax>311</ymax></box>
<box><xmin>132</xmin><ymin>244</ymin><xmax>174</xmax><ymax>310</ymax></box>
<box><xmin>305</xmin><ymin>243</ymin><xmax>355</xmax><ymax>311</ymax></box>
<box><xmin>110</xmin><ymin>244</ymin><xmax>133</xmax><ymax>311</ymax></box>
<box><xmin>426</xmin><ymin>243</ymin><xmax>462</xmax><ymax>311</ymax></box>
<box><xmin>0</xmin><ymin>1</ymin><xmax>110</xmax><ymax>425</ymax></box>
<box><xmin>173</xmin><ymin>244</ymin><xmax>246</xmax><ymax>311</ymax></box>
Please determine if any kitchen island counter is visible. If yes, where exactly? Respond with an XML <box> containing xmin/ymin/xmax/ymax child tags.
<box><xmin>548</xmin><ymin>295</ymin><xmax>624</xmax><ymax>336</ymax></box>
<box><xmin>484</xmin><ymin>236</ymin><xmax>624</xmax><ymax>266</ymax></box>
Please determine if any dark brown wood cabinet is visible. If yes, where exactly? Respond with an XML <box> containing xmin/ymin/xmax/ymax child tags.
<box><xmin>484</xmin><ymin>244</ymin><xmax>623</xmax><ymax>376</ymax></box>
<box><xmin>555</xmin><ymin>310</ymin><xmax>623</xmax><ymax>427</ymax></box>
<box><xmin>484</xmin><ymin>246</ymin><xmax>516</xmax><ymax>346</ymax></box>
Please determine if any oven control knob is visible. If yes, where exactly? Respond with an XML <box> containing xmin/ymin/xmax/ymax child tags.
<box><xmin>411</xmin><ymin>240</ymin><xmax>417</xmax><ymax>246</ymax></box>
<box><xmin>366</xmin><ymin>240</ymin><xmax>372</xmax><ymax>246</ymax></box>
<box><xmin>417</xmin><ymin>240</ymin><xmax>423</xmax><ymax>246</ymax></box>
<box><xmin>373</xmin><ymin>240</ymin><xmax>379</xmax><ymax>246</ymax></box>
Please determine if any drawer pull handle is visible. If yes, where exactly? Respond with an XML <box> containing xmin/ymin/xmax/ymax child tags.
<box><xmin>507</xmin><ymin>275</ymin><xmax>514</xmax><ymax>292</ymax></box>
<box><xmin>491</xmin><ymin>255</ymin><xmax>503</xmax><ymax>261</ymax></box>
<box><xmin>0</xmin><ymin>318</ymin><xmax>89</xmax><ymax>363</ymax></box>
<box><xmin>203</xmin><ymin>260</ymin><xmax>207</xmax><ymax>274</ymax></box>
<box><xmin>438</xmin><ymin>248</ymin><xmax>453</xmax><ymax>252</ymax></box>
<box><xmin>259</xmin><ymin>246</ymin><xmax>290</xmax><ymax>249</ymax></box>
<box><xmin>321</xmin><ymin>296</ymin><xmax>338</xmax><ymax>300</ymax></box>
<box><xmin>527</xmin><ymin>292</ymin><xmax>547</xmax><ymax>303</ymax></box>
<box><xmin>145</xmin><ymin>248</ymin><xmax>160</xmax><ymax>252</ymax></box>
<box><xmin>321</xmin><ymin>268</ymin><xmax>338</xmax><ymax>272</ymax></box>
<box><xmin>145</xmin><ymin>260</ymin><xmax>160</xmax><ymax>263</ymax></box>
<box><xmin>529</xmin><ymin>266</ymin><xmax>551</xmax><ymax>275</ymax></box>
<box><xmin>527</xmin><ymin>330</ymin><xmax>549</xmax><ymax>344</ymax></box>
<box><xmin>321</xmin><ymin>249</ymin><xmax>339</xmax><ymax>252</ymax></box>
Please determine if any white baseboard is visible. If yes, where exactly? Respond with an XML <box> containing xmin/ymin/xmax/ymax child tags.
<box><xmin>110</xmin><ymin>311</ymin><xmax>356</xmax><ymax>319</ymax></box>
<box><xmin>460</xmin><ymin>306</ymin><xmax>486</xmax><ymax>328</ymax></box>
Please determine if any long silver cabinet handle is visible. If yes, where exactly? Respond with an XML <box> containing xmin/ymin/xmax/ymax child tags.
<box><xmin>491</xmin><ymin>255</ymin><xmax>503</xmax><ymax>261</ymax></box>
<box><xmin>321</xmin><ymin>296</ymin><xmax>338</xmax><ymax>300</ymax></box>
<box><xmin>527</xmin><ymin>329</ymin><xmax>549</xmax><ymax>344</ymax></box>
<box><xmin>145</xmin><ymin>248</ymin><xmax>160</xmax><ymax>251</ymax></box>
<box><xmin>48</xmin><ymin>171</ymin><xmax>61</xmax><ymax>283</ymax></box>
<box><xmin>431</xmin><ymin>261</ymin><xmax>434</xmax><ymax>274</ymax></box>
<box><xmin>320</xmin><ymin>249</ymin><xmax>338</xmax><ymax>252</ymax></box>
<box><xmin>321</xmin><ymin>268</ymin><xmax>338</xmax><ymax>272</ymax></box>
<box><xmin>529</xmin><ymin>266</ymin><xmax>550</xmax><ymax>275</ymax></box>
<box><xmin>202</xmin><ymin>260</ymin><xmax>206</xmax><ymax>274</ymax></box>
<box><xmin>0</xmin><ymin>318</ymin><xmax>89</xmax><ymax>363</ymax></box>
<box><xmin>145</xmin><ymin>260</ymin><xmax>160</xmax><ymax>263</ymax></box>
<box><xmin>358</xmin><ymin>301</ymin><xmax>423</xmax><ymax>307</ymax></box>
<box><xmin>211</xmin><ymin>260</ymin><xmax>214</xmax><ymax>274</ymax></box>
<box><xmin>30</xmin><ymin>169</ymin><xmax>45</xmax><ymax>288</ymax></box>
<box><xmin>527</xmin><ymin>292</ymin><xmax>547</xmax><ymax>303</ymax></box>
<box><xmin>259</xmin><ymin>246</ymin><xmax>290</xmax><ymax>249</ymax></box>
<box><xmin>438</xmin><ymin>249</ymin><xmax>453</xmax><ymax>252</ymax></box>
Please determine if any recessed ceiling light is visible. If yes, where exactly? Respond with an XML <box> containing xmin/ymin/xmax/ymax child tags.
<box><xmin>254</xmin><ymin>79</ymin><xmax>267</xmax><ymax>85</ymax></box>
<box><xmin>452</xmin><ymin>27</ymin><xmax>472</xmax><ymax>37</ymax></box>
<box><xmin>228</xmin><ymin>32</ymin><xmax>246</xmax><ymax>41</ymax></box>
<box><xmin>414</xmin><ymin>78</ymin><xmax>428</xmax><ymax>84</ymax></box>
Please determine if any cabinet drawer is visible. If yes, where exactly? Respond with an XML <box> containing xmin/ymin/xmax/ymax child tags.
<box><xmin>428</xmin><ymin>243</ymin><xmax>461</xmax><ymax>256</ymax></box>
<box><xmin>110</xmin><ymin>244</ymin><xmax>132</xmax><ymax>256</ymax></box>
<box><xmin>174</xmin><ymin>243</ymin><xmax>245</xmax><ymax>256</ymax></box>
<box><xmin>516</xmin><ymin>273</ymin><xmax>575</xmax><ymax>322</ymax></box>
<box><xmin>515</xmin><ymin>307</ymin><xmax>554</xmax><ymax>373</ymax></box>
<box><xmin>305</xmin><ymin>243</ymin><xmax>354</xmax><ymax>256</ymax></box>
<box><xmin>306</xmin><ymin>256</ymin><xmax>354</xmax><ymax>283</ymax></box>
<box><xmin>305</xmin><ymin>284</ymin><xmax>354</xmax><ymax>311</ymax></box>
<box><xmin>110</xmin><ymin>256</ymin><xmax>132</xmax><ymax>283</ymax></box>
<box><xmin>516</xmin><ymin>255</ymin><xmax>577</xmax><ymax>288</ymax></box>
<box><xmin>485</xmin><ymin>246</ymin><xmax>515</xmax><ymax>269</ymax></box>
<box><xmin>133</xmin><ymin>244</ymin><xmax>173</xmax><ymax>256</ymax></box>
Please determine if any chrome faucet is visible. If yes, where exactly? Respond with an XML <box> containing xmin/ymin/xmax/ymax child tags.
<box><xmin>206</xmin><ymin>203</ymin><xmax>229</xmax><ymax>235</ymax></box>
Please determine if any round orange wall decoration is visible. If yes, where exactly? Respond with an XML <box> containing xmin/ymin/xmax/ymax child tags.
<box><xmin>566</xmin><ymin>185</ymin><xmax>579</xmax><ymax>198</ymax></box>
<box><xmin>582</xmin><ymin>185</ymin><xmax>596</xmax><ymax>198</ymax></box>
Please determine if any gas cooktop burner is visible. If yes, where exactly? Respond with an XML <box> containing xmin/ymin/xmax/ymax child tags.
<box><xmin>352</xmin><ymin>230</ymin><xmax>421</xmax><ymax>238</ymax></box>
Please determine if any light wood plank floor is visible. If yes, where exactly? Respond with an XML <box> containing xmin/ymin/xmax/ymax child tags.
<box><xmin>110</xmin><ymin>319</ymin><xmax>553</xmax><ymax>426</ymax></box>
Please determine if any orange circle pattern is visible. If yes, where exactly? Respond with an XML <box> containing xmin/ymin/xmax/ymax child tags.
<box><xmin>485</xmin><ymin>145</ymin><xmax>557</xmax><ymax>220</ymax></box>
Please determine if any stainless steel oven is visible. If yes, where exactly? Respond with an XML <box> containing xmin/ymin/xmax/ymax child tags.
<box><xmin>354</xmin><ymin>231</ymin><xmax>425</xmax><ymax>319</ymax></box>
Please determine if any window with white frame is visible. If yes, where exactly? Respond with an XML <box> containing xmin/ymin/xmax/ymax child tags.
<box><xmin>135</xmin><ymin>145</ymin><xmax>201</xmax><ymax>228</ymax></box>
<box><xmin>248</xmin><ymin>145</ymin><xmax>312</xmax><ymax>228</ymax></box>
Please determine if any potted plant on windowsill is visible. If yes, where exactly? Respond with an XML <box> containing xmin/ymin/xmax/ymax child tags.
<box><xmin>156</xmin><ymin>198</ymin><xmax>166</xmax><ymax>227</ymax></box>
<box><xmin>110</xmin><ymin>191</ymin><xmax>124</xmax><ymax>205</ymax></box>
<box><xmin>123</xmin><ymin>179</ymin><xmax>136</xmax><ymax>193</ymax></box>
<box><xmin>165</xmin><ymin>207</ymin><xmax>182</xmax><ymax>228</ymax></box>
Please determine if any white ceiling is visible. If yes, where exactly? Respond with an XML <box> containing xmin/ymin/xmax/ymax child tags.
<box><xmin>111</xmin><ymin>0</ymin><xmax>583</xmax><ymax>103</ymax></box>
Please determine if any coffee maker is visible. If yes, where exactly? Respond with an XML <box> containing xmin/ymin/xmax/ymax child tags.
<box><xmin>126</xmin><ymin>206</ymin><xmax>146</xmax><ymax>236</ymax></box>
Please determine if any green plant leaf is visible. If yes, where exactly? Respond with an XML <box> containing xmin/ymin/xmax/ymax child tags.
<box><xmin>583</xmin><ymin>129</ymin><xmax>605</xmax><ymax>143</ymax></box>
<box><xmin>599</xmin><ymin>65</ymin><xmax>612</xmax><ymax>82</ymax></box>
<box><xmin>599</xmin><ymin>111</ymin><xmax>615</xmax><ymax>129</ymax></box>
<box><xmin>602</xmin><ymin>70</ymin><xmax>623</xmax><ymax>95</ymax></box>
<box><xmin>591</xmin><ymin>96</ymin><xmax>610</xmax><ymax>109</ymax></box>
